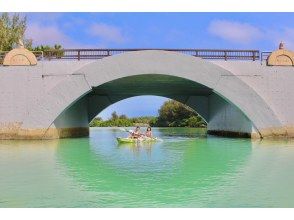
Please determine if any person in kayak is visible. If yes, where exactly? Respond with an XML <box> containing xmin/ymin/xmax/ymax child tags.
<box><xmin>145</xmin><ymin>126</ymin><xmax>153</xmax><ymax>138</ymax></box>
<box><xmin>130</xmin><ymin>126</ymin><xmax>142</xmax><ymax>139</ymax></box>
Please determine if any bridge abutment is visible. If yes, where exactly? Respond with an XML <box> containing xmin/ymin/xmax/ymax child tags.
<box><xmin>207</xmin><ymin>93</ymin><xmax>260</xmax><ymax>138</ymax></box>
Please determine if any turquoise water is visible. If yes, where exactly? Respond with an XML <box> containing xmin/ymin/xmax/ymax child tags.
<box><xmin>1</xmin><ymin>127</ymin><xmax>294</xmax><ymax>207</ymax></box>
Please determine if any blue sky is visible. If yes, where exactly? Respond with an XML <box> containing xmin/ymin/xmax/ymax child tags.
<box><xmin>23</xmin><ymin>12</ymin><xmax>294</xmax><ymax>119</ymax></box>
<box><xmin>97</xmin><ymin>96</ymin><xmax>168</xmax><ymax>119</ymax></box>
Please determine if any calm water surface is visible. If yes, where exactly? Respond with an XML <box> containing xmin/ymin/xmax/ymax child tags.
<box><xmin>1</xmin><ymin>127</ymin><xmax>294</xmax><ymax>207</ymax></box>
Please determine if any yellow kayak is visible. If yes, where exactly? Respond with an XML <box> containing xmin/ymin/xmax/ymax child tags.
<box><xmin>116</xmin><ymin>137</ymin><xmax>158</xmax><ymax>144</ymax></box>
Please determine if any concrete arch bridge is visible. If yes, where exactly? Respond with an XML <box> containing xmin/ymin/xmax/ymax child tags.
<box><xmin>0</xmin><ymin>50</ymin><xmax>294</xmax><ymax>139</ymax></box>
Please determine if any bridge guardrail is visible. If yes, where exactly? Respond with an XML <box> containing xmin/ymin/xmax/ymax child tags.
<box><xmin>1</xmin><ymin>49</ymin><xmax>267</xmax><ymax>65</ymax></box>
<box><xmin>42</xmin><ymin>49</ymin><xmax>260</xmax><ymax>61</ymax></box>
<box><xmin>261</xmin><ymin>51</ymin><xmax>272</xmax><ymax>64</ymax></box>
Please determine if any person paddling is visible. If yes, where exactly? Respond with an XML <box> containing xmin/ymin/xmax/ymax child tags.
<box><xmin>130</xmin><ymin>126</ymin><xmax>142</xmax><ymax>139</ymax></box>
<box><xmin>145</xmin><ymin>127</ymin><xmax>153</xmax><ymax>138</ymax></box>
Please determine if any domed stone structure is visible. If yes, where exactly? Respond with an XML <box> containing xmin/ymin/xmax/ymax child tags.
<box><xmin>267</xmin><ymin>42</ymin><xmax>294</xmax><ymax>66</ymax></box>
<box><xmin>3</xmin><ymin>40</ymin><xmax>37</xmax><ymax>66</ymax></box>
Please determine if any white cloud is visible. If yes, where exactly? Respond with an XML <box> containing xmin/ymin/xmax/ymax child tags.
<box><xmin>88</xmin><ymin>23</ymin><xmax>127</xmax><ymax>44</ymax></box>
<box><xmin>208</xmin><ymin>20</ymin><xmax>263</xmax><ymax>44</ymax></box>
<box><xmin>25</xmin><ymin>22</ymin><xmax>126</xmax><ymax>48</ymax></box>
<box><xmin>26</xmin><ymin>23</ymin><xmax>76</xmax><ymax>47</ymax></box>
<box><xmin>26</xmin><ymin>22</ymin><xmax>100</xmax><ymax>48</ymax></box>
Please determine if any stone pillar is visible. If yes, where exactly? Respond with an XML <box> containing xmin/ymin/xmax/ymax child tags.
<box><xmin>267</xmin><ymin>42</ymin><xmax>294</xmax><ymax>66</ymax></box>
<box><xmin>3</xmin><ymin>40</ymin><xmax>37</xmax><ymax>66</ymax></box>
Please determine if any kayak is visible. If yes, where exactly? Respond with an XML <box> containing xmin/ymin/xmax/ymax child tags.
<box><xmin>116</xmin><ymin>137</ymin><xmax>159</xmax><ymax>144</ymax></box>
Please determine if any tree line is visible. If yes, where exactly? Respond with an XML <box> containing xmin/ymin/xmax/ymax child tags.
<box><xmin>90</xmin><ymin>100</ymin><xmax>206</xmax><ymax>128</ymax></box>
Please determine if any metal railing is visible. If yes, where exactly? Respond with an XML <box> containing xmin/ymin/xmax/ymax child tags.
<box><xmin>261</xmin><ymin>51</ymin><xmax>272</xmax><ymax>63</ymax></box>
<box><xmin>42</xmin><ymin>49</ymin><xmax>260</xmax><ymax>61</ymax></box>
<box><xmin>0</xmin><ymin>49</ymin><xmax>266</xmax><ymax>65</ymax></box>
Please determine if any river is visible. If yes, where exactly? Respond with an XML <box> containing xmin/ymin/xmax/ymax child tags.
<box><xmin>1</xmin><ymin>127</ymin><xmax>294</xmax><ymax>207</ymax></box>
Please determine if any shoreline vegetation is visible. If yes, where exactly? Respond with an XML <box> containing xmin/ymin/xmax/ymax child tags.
<box><xmin>90</xmin><ymin>100</ymin><xmax>207</xmax><ymax>128</ymax></box>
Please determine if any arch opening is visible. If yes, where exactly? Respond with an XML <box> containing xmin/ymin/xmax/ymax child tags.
<box><xmin>51</xmin><ymin>74</ymin><xmax>257</xmax><ymax>139</ymax></box>
<box><xmin>90</xmin><ymin>95</ymin><xmax>208</xmax><ymax>128</ymax></box>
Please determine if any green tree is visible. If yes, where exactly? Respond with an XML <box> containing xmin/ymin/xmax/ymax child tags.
<box><xmin>89</xmin><ymin>117</ymin><xmax>103</xmax><ymax>127</ymax></box>
<box><xmin>156</xmin><ymin>100</ymin><xmax>206</xmax><ymax>127</ymax></box>
<box><xmin>0</xmin><ymin>13</ymin><xmax>31</xmax><ymax>51</ymax></box>
<box><xmin>33</xmin><ymin>44</ymin><xmax>64</xmax><ymax>59</ymax></box>
<box><xmin>32</xmin><ymin>45</ymin><xmax>52</xmax><ymax>51</ymax></box>
<box><xmin>111</xmin><ymin>111</ymin><xmax>119</xmax><ymax>120</ymax></box>
<box><xmin>149</xmin><ymin>117</ymin><xmax>158</xmax><ymax>127</ymax></box>
<box><xmin>119</xmin><ymin>114</ymin><xmax>128</xmax><ymax>119</ymax></box>
<box><xmin>89</xmin><ymin>114</ymin><xmax>157</xmax><ymax>127</ymax></box>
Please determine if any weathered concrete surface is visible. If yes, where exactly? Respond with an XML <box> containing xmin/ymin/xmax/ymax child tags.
<box><xmin>0</xmin><ymin>50</ymin><xmax>293</xmax><ymax>139</ymax></box>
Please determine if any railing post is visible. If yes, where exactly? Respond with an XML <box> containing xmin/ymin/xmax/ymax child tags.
<box><xmin>252</xmin><ymin>51</ymin><xmax>256</xmax><ymax>61</ymax></box>
<box><xmin>224</xmin><ymin>51</ymin><xmax>227</xmax><ymax>61</ymax></box>
<box><xmin>77</xmin><ymin>50</ymin><xmax>80</xmax><ymax>61</ymax></box>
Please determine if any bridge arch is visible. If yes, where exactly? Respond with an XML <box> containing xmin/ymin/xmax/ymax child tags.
<box><xmin>86</xmin><ymin>75</ymin><xmax>211</xmax><ymax>123</ymax></box>
<box><xmin>20</xmin><ymin>50</ymin><xmax>282</xmax><ymax>139</ymax></box>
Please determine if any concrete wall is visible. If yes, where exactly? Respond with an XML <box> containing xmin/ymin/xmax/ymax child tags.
<box><xmin>0</xmin><ymin>50</ymin><xmax>293</xmax><ymax>139</ymax></box>
<box><xmin>207</xmin><ymin>93</ymin><xmax>258</xmax><ymax>138</ymax></box>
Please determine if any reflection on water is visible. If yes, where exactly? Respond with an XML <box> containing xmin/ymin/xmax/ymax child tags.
<box><xmin>117</xmin><ymin>142</ymin><xmax>154</xmax><ymax>157</ymax></box>
<box><xmin>1</xmin><ymin>128</ymin><xmax>294</xmax><ymax>207</ymax></box>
